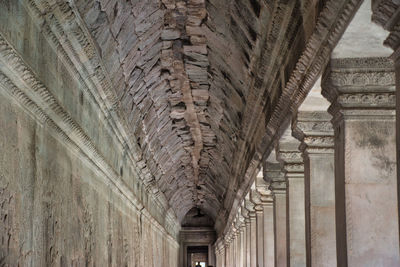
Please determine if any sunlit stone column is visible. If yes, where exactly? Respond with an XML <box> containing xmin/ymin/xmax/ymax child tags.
<box><xmin>322</xmin><ymin>57</ymin><xmax>400</xmax><ymax>266</ymax></box>
<box><xmin>241</xmin><ymin>202</ymin><xmax>251</xmax><ymax>267</ymax></box>
<box><xmin>245</xmin><ymin>196</ymin><xmax>257</xmax><ymax>267</ymax></box>
<box><xmin>225</xmin><ymin>236</ymin><xmax>230</xmax><ymax>267</ymax></box>
<box><xmin>234</xmin><ymin>229</ymin><xmax>239</xmax><ymax>267</ymax></box>
<box><xmin>372</xmin><ymin>8</ymin><xmax>400</xmax><ymax>254</ymax></box>
<box><xmin>293</xmin><ymin>110</ymin><xmax>337</xmax><ymax>267</ymax></box>
<box><xmin>224</xmin><ymin>241</ymin><xmax>228</xmax><ymax>267</ymax></box>
<box><xmin>256</xmin><ymin>170</ymin><xmax>275</xmax><ymax>267</ymax></box>
<box><xmin>250</xmin><ymin>187</ymin><xmax>264</xmax><ymax>267</ymax></box>
<box><xmin>239</xmin><ymin>210</ymin><xmax>246</xmax><ymax>267</ymax></box>
<box><xmin>228</xmin><ymin>229</ymin><xmax>234</xmax><ymax>267</ymax></box>
<box><xmin>215</xmin><ymin>238</ymin><xmax>225</xmax><ymax>267</ymax></box>
<box><xmin>221</xmin><ymin>242</ymin><xmax>226</xmax><ymax>267</ymax></box>
<box><xmin>277</xmin><ymin>129</ymin><xmax>306</xmax><ymax>267</ymax></box>
<box><xmin>231</xmin><ymin>229</ymin><xmax>236</xmax><ymax>267</ymax></box>
<box><xmin>266</xmin><ymin>152</ymin><xmax>287</xmax><ymax>267</ymax></box>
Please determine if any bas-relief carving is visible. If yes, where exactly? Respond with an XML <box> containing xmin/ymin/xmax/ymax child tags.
<box><xmin>0</xmin><ymin>3</ymin><xmax>179</xmax><ymax>267</ymax></box>
<box><xmin>322</xmin><ymin>57</ymin><xmax>396</xmax><ymax>118</ymax></box>
<box><xmin>18</xmin><ymin>0</ymin><xmax>178</xmax><ymax>231</ymax></box>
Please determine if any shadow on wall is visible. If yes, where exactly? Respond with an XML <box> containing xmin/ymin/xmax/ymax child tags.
<box><xmin>181</xmin><ymin>207</ymin><xmax>215</xmax><ymax>228</ymax></box>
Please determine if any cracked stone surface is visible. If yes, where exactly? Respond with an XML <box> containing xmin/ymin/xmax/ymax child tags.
<box><xmin>73</xmin><ymin>0</ymin><xmax>324</xmax><ymax>224</ymax></box>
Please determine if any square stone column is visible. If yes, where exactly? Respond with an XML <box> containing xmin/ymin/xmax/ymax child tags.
<box><xmin>234</xmin><ymin>216</ymin><xmax>242</xmax><ymax>267</ymax></box>
<box><xmin>245</xmin><ymin>197</ymin><xmax>257</xmax><ymax>267</ymax></box>
<box><xmin>293</xmin><ymin>111</ymin><xmax>337</xmax><ymax>267</ymax></box>
<box><xmin>215</xmin><ymin>238</ymin><xmax>226</xmax><ymax>267</ymax></box>
<box><xmin>322</xmin><ymin>57</ymin><xmax>400</xmax><ymax>266</ymax></box>
<box><xmin>225</xmin><ymin>237</ymin><xmax>230</xmax><ymax>267</ymax></box>
<box><xmin>238</xmin><ymin>212</ymin><xmax>246</xmax><ymax>267</ymax></box>
<box><xmin>256</xmin><ymin>172</ymin><xmax>275</xmax><ymax>267</ymax></box>
<box><xmin>250</xmin><ymin>188</ymin><xmax>264</xmax><ymax>267</ymax></box>
<box><xmin>241</xmin><ymin>202</ymin><xmax>251</xmax><ymax>267</ymax></box>
<box><xmin>372</xmin><ymin>5</ymin><xmax>400</xmax><ymax>241</ymax></box>
<box><xmin>277</xmin><ymin>130</ymin><xmax>307</xmax><ymax>267</ymax></box>
<box><xmin>266</xmin><ymin>153</ymin><xmax>287</xmax><ymax>267</ymax></box>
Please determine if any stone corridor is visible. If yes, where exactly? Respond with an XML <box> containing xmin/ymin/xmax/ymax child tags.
<box><xmin>0</xmin><ymin>0</ymin><xmax>399</xmax><ymax>266</ymax></box>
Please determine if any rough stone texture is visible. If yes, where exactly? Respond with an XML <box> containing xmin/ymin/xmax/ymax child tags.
<box><xmin>293</xmin><ymin>111</ymin><xmax>337</xmax><ymax>267</ymax></box>
<box><xmin>222</xmin><ymin>0</ymin><xmax>363</xmax><ymax>235</ymax></box>
<box><xmin>277</xmin><ymin>129</ymin><xmax>307</xmax><ymax>267</ymax></box>
<box><xmin>0</xmin><ymin>0</ymin><xmax>179</xmax><ymax>265</ymax></box>
<box><xmin>61</xmin><ymin>0</ymin><xmax>353</xmax><ymax>231</ymax></box>
<box><xmin>323</xmin><ymin>57</ymin><xmax>400</xmax><ymax>267</ymax></box>
<box><xmin>0</xmin><ymin>83</ymin><xmax>179</xmax><ymax>266</ymax></box>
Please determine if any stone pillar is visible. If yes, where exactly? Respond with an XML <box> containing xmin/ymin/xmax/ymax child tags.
<box><xmin>266</xmin><ymin>153</ymin><xmax>287</xmax><ymax>267</ymax></box>
<box><xmin>241</xmin><ymin>202</ymin><xmax>251</xmax><ymax>267</ymax></box>
<box><xmin>245</xmin><ymin>197</ymin><xmax>257</xmax><ymax>267</ymax></box>
<box><xmin>225</xmin><ymin>238</ymin><xmax>230</xmax><ymax>267</ymax></box>
<box><xmin>277</xmin><ymin>130</ymin><xmax>307</xmax><ymax>267</ymax></box>
<box><xmin>224</xmin><ymin>241</ymin><xmax>228</xmax><ymax>267</ymax></box>
<box><xmin>293</xmin><ymin>111</ymin><xmax>337</xmax><ymax>267</ymax></box>
<box><xmin>221</xmin><ymin>243</ymin><xmax>226</xmax><ymax>267</ymax></box>
<box><xmin>231</xmin><ymin>230</ymin><xmax>236</xmax><ymax>267</ymax></box>
<box><xmin>372</xmin><ymin>6</ymin><xmax>400</xmax><ymax>247</ymax></box>
<box><xmin>215</xmin><ymin>238</ymin><xmax>225</xmax><ymax>267</ymax></box>
<box><xmin>234</xmin><ymin>220</ymin><xmax>241</xmax><ymax>267</ymax></box>
<box><xmin>250</xmin><ymin>188</ymin><xmax>264</xmax><ymax>267</ymax></box>
<box><xmin>228</xmin><ymin>237</ymin><xmax>233</xmax><ymax>267</ymax></box>
<box><xmin>322</xmin><ymin>57</ymin><xmax>400</xmax><ymax>266</ymax></box>
<box><xmin>256</xmin><ymin>172</ymin><xmax>275</xmax><ymax>267</ymax></box>
<box><xmin>239</xmin><ymin>212</ymin><xmax>246</xmax><ymax>267</ymax></box>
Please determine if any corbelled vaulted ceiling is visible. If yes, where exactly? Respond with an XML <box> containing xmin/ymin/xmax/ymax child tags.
<box><xmin>73</xmin><ymin>0</ymin><xmax>354</xmax><ymax>230</ymax></box>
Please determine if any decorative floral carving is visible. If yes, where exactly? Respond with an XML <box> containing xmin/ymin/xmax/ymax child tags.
<box><xmin>296</xmin><ymin>121</ymin><xmax>334</xmax><ymax>134</ymax></box>
<box><xmin>330</xmin><ymin>71</ymin><xmax>395</xmax><ymax>87</ymax></box>
<box><xmin>304</xmin><ymin>136</ymin><xmax>334</xmax><ymax>147</ymax></box>
<box><xmin>338</xmin><ymin>93</ymin><xmax>395</xmax><ymax>107</ymax></box>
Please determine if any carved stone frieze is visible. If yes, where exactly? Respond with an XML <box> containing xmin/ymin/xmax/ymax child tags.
<box><xmin>269</xmin><ymin>180</ymin><xmax>287</xmax><ymax>194</ymax></box>
<box><xmin>264</xmin><ymin>156</ymin><xmax>286</xmax><ymax>194</ymax></box>
<box><xmin>295</xmin><ymin>121</ymin><xmax>333</xmax><ymax>135</ymax></box>
<box><xmin>249</xmin><ymin>189</ymin><xmax>264</xmax><ymax>212</ymax></box>
<box><xmin>337</xmin><ymin>92</ymin><xmax>395</xmax><ymax>107</ymax></box>
<box><xmin>18</xmin><ymin>0</ymin><xmax>183</xmax><ymax>236</ymax></box>
<box><xmin>244</xmin><ymin>198</ymin><xmax>256</xmax><ymax>218</ymax></box>
<box><xmin>322</xmin><ymin>57</ymin><xmax>396</xmax><ymax>118</ymax></box>
<box><xmin>277</xmin><ymin>151</ymin><xmax>303</xmax><ymax>163</ymax></box>
<box><xmin>292</xmin><ymin>111</ymin><xmax>334</xmax><ymax>154</ymax></box>
<box><xmin>0</xmin><ymin>29</ymin><xmax>181</xmax><ymax>242</ymax></box>
<box><xmin>303</xmin><ymin>136</ymin><xmax>334</xmax><ymax>148</ymax></box>
<box><xmin>283</xmin><ymin>163</ymin><xmax>305</xmax><ymax>173</ymax></box>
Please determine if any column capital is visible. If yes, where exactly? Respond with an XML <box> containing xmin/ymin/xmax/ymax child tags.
<box><xmin>244</xmin><ymin>197</ymin><xmax>256</xmax><ymax>218</ymax></box>
<box><xmin>215</xmin><ymin>237</ymin><xmax>225</xmax><ymax>252</ymax></box>
<box><xmin>240</xmin><ymin>201</ymin><xmax>249</xmax><ymax>220</ymax></box>
<box><xmin>249</xmin><ymin>189</ymin><xmax>264</xmax><ymax>212</ymax></box>
<box><xmin>255</xmin><ymin>171</ymin><xmax>274</xmax><ymax>204</ymax></box>
<box><xmin>277</xmin><ymin>130</ymin><xmax>304</xmax><ymax>176</ymax></box>
<box><xmin>321</xmin><ymin>57</ymin><xmax>395</xmax><ymax>122</ymax></box>
<box><xmin>235</xmin><ymin>212</ymin><xmax>245</xmax><ymax>230</ymax></box>
<box><xmin>292</xmin><ymin>111</ymin><xmax>334</xmax><ymax>154</ymax></box>
<box><xmin>264</xmin><ymin>152</ymin><xmax>287</xmax><ymax>194</ymax></box>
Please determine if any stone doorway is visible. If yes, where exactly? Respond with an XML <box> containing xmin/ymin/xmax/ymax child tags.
<box><xmin>187</xmin><ymin>246</ymin><xmax>208</xmax><ymax>267</ymax></box>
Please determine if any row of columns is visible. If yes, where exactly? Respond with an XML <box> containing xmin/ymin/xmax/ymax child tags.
<box><xmin>215</xmin><ymin>56</ymin><xmax>400</xmax><ymax>266</ymax></box>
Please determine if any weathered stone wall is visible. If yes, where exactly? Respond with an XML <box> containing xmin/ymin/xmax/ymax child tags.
<box><xmin>0</xmin><ymin>0</ymin><xmax>179</xmax><ymax>265</ymax></box>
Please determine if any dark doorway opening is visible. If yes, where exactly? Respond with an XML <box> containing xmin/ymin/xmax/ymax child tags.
<box><xmin>187</xmin><ymin>246</ymin><xmax>208</xmax><ymax>267</ymax></box>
